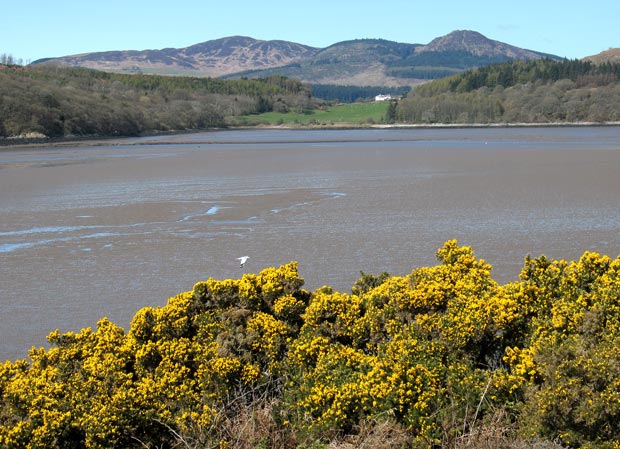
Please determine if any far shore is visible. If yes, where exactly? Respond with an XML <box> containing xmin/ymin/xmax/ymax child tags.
<box><xmin>2</xmin><ymin>121</ymin><xmax>620</xmax><ymax>150</ymax></box>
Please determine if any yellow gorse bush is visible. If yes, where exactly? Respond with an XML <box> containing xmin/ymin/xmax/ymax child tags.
<box><xmin>2</xmin><ymin>242</ymin><xmax>620</xmax><ymax>448</ymax></box>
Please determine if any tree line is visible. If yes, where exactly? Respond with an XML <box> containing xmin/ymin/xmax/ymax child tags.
<box><xmin>0</xmin><ymin>65</ymin><xmax>314</xmax><ymax>139</ymax></box>
<box><xmin>0</xmin><ymin>53</ymin><xmax>30</xmax><ymax>66</ymax></box>
<box><xmin>396</xmin><ymin>58</ymin><xmax>620</xmax><ymax>124</ymax></box>
<box><xmin>446</xmin><ymin>58</ymin><xmax>620</xmax><ymax>93</ymax></box>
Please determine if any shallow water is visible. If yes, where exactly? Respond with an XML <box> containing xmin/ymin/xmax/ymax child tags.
<box><xmin>2</xmin><ymin>126</ymin><xmax>620</xmax><ymax>361</ymax></box>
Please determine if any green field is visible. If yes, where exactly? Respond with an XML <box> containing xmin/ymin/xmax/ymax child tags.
<box><xmin>230</xmin><ymin>101</ymin><xmax>391</xmax><ymax>126</ymax></box>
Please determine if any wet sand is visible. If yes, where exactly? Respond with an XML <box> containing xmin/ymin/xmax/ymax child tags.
<box><xmin>2</xmin><ymin>126</ymin><xmax>620</xmax><ymax>361</ymax></box>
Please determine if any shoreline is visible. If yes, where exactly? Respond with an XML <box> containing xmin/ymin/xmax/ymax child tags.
<box><xmin>2</xmin><ymin>121</ymin><xmax>620</xmax><ymax>150</ymax></box>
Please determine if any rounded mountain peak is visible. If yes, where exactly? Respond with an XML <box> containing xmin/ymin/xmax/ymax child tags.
<box><xmin>421</xmin><ymin>30</ymin><xmax>495</xmax><ymax>52</ymax></box>
<box><xmin>417</xmin><ymin>30</ymin><xmax>543</xmax><ymax>59</ymax></box>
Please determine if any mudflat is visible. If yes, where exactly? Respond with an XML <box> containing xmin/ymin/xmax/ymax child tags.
<box><xmin>2</xmin><ymin>126</ymin><xmax>620</xmax><ymax>360</ymax></box>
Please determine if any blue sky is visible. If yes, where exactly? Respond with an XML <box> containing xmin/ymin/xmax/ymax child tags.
<box><xmin>3</xmin><ymin>0</ymin><xmax>618</xmax><ymax>63</ymax></box>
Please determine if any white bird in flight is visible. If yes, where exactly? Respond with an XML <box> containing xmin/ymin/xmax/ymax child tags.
<box><xmin>237</xmin><ymin>256</ymin><xmax>250</xmax><ymax>268</ymax></box>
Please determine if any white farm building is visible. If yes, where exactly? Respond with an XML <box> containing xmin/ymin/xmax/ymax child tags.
<box><xmin>374</xmin><ymin>94</ymin><xmax>393</xmax><ymax>102</ymax></box>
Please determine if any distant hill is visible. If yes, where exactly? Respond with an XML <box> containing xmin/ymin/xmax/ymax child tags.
<box><xmin>34</xmin><ymin>36</ymin><xmax>319</xmax><ymax>77</ymax></box>
<box><xmin>227</xmin><ymin>39</ymin><xmax>424</xmax><ymax>86</ymax></box>
<box><xmin>417</xmin><ymin>30</ymin><xmax>546</xmax><ymax>58</ymax></box>
<box><xmin>33</xmin><ymin>30</ymin><xmax>559</xmax><ymax>87</ymax></box>
<box><xmin>583</xmin><ymin>48</ymin><xmax>620</xmax><ymax>64</ymax></box>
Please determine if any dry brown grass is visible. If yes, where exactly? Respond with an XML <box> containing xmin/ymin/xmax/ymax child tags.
<box><xmin>451</xmin><ymin>409</ymin><xmax>565</xmax><ymax>449</ymax></box>
<box><xmin>326</xmin><ymin>419</ymin><xmax>414</xmax><ymax>449</ymax></box>
<box><xmin>173</xmin><ymin>408</ymin><xmax>566</xmax><ymax>449</ymax></box>
<box><xmin>171</xmin><ymin>389</ymin><xmax>566</xmax><ymax>449</ymax></box>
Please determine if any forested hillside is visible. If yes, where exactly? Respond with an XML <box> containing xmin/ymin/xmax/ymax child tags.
<box><xmin>4</xmin><ymin>58</ymin><xmax>620</xmax><ymax>141</ymax></box>
<box><xmin>397</xmin><ymin>58</ymin><xmax>620</xmax><ymax>123</ymax></box>
<box><xmin>0</xmin><ymin>65</ymin><xmax>313</xmax><ymax>139</ymax></box>
<box><xmin>2</xmin><ymin>241</ymin><xmax>620</xmax><ymax>448</ymax></box>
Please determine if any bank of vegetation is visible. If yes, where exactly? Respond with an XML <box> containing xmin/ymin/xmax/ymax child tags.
<box><xmin>396</xmin><ymin>58</ymin><xmax>620</xmax><ymax>124</ymax></box>
<box><xmin>0</xmin><ymin>64</ymin><xmax>313</xmax><ymax>139</ymax></box>
<box><xmin>2</xmin><ymin>241</ymin><xmax>620</xmax><ymax>448</ymax></box>
<box><xmin>3</xmin><ymin>57</ymin><xmax>620</xmax><ymax>142</ymax></box>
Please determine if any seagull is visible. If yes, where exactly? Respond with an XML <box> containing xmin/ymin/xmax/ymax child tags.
<box><xmin>237</xmin><ymin>256</ymin><xmax>250</xmax><ymax>268</ymax></box>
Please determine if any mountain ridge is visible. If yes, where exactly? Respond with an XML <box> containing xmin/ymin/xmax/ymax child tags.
<box><xmin>34</xmin><ymin>36</ymin><xmax>319</xmax><ymax>77</ymax></box>
<box><xmin>33</xmin><ymin>30</ymin><xmax>560</xmax><ymax>86</ymax></box>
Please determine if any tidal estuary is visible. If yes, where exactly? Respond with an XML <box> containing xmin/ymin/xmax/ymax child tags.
<box><xmin>2</xmin><ymin>126</ymin><xmax>620</xmax><ymax>360</ymax></box>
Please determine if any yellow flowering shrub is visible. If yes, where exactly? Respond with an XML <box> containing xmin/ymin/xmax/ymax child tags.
<box><xmin>273</xmin><ymin>294</ymin><xmax>306</xmax><ymax>323</ymax></box>
<box><xmin>246</xmin><ymin>311</ymin><xmax>290</xmax><ymax>373</ymax></box>
<box><xmin>238</xmin><ymin>273</ymin><xmax>261</xmax><ymax>308</ymax></box>
<box><xmin>509</xmin><ymin>251</ymin><xmax>620</xmax><ymax>447</ymax></box>
<box><xmin>2</xmin><ymin>243</ymin><xmax>620</xmax><ymax>448</ymax></box>
<box><xmin>287</xmin><ymin>241</ymin><xmax>520</xmax><ymax>445</ymax></box>
<box><xmin>295</xmin><ymin>344</ymin><xmax>374</xmax><ymax>431</ymax></box>
<box><xmin>258</xmin><ymin>261</ymin><xmax>306</xmax><ymax>307</ymax></box>
<box><xmin>0</xmin><ymin>261</ymin><xmax>308</xmax><ymax>448</ymax></box>
<box><xmin>0</xmin><ymin>319</ymin><xmax>163</xmax><ymax>449</ymax></box>
<box><xmin>300</xmin><ymin>287</ymin><xmax>365</xmax><ymax>345</ymax></box>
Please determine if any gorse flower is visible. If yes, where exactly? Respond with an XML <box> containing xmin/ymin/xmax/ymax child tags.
<box><xmin>1</xmin><ymin>243</ymin><xmax>620</xmax><ymax>448</ymax></box>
